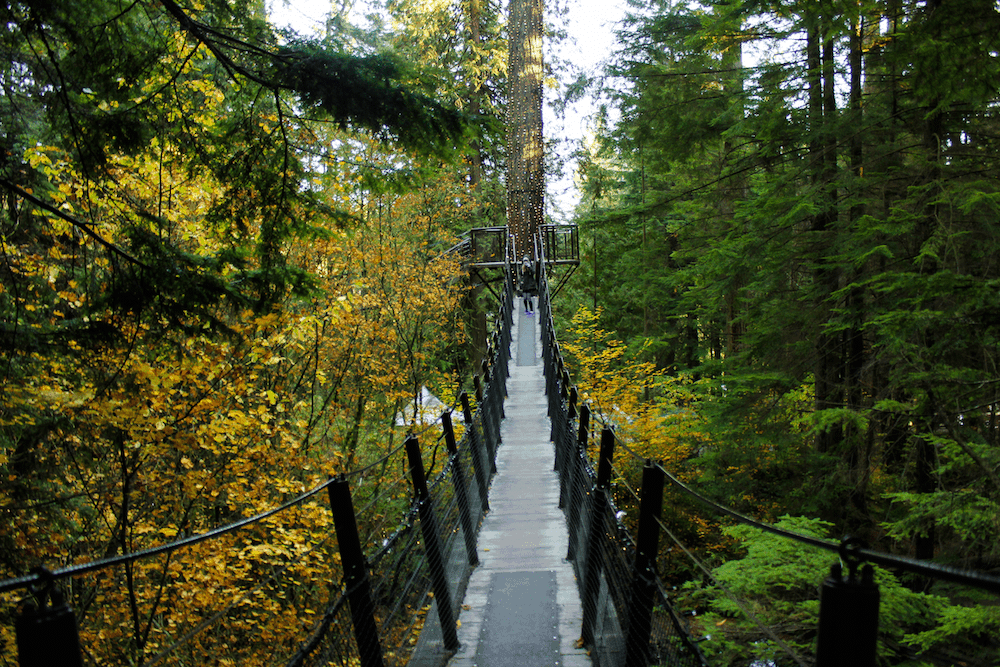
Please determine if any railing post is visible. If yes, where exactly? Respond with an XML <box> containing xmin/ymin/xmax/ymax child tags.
<box><xmin>624</xmin><ymin>461</ymin><xmax>664</xmax><ymax>667</ymax></box>
<box><xmin>404</xmin><ymin>435</ymin><xmax>460</xmax><ymax>651</ymax></box>
<box><xmin>565</xmin><ymin>404</ymin><xmax>590</xmax><ymax>560</ymax></box>
<box><xmin>494</xmin><ymin>330</ymin><xmax>509</xmax><ymax>409</ymax></box>
<box><xmin>581</xmin><ymin>427</ymin><xmax>616</xmax><ymax>646</ymax></box>
<box><xmin>546</xmin><ymin>352</ymin><xmax>562</xmax><ymax>440</ymax></box>
<box><xmin>461</xmin><ymin>391</ymin><xmax>490</xmax><ymax>513</ymax></box>
<box><xmin>549</xmin><ymin>373</ymin><xmax>574</xmax><ymax>464</ymax></box>
<box><xmin>473</xmin><ymin>374</ymin><xmax>496</xmax><ymax>473</ymax></box>
<box><xmin>16</xmin><ymin>573</ymin><xmax>83</xmax><ymax>667</ymax></box>
<box><xmin>562</xmin><ymin>388</ymin><xmax>578</xmax><ymax>473</ymax></box>
<box><xmin>484</xmin><ymin>361</ymin><xmax>504</xmax><ymax>443</ymax></box>
<box><xmin>443</xmin><ymin>411</ymin><xmax>480</xmax><ymax>567</ymax></box>
<box><xmin>817</xmin><ymin>558</ymin><xmax>879</xmax><ymax>667</ymax></box>
<box><xmin>328</xmin><ymin>477</ymin><xmax>385</xmax><ymax>667</ymax></box>
<box><xmin>477</xmin><ymin>364</ymin><xmax>501</xmax><ymax>468</ymax></box>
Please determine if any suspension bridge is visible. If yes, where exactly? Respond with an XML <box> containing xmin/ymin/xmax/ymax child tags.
<box><xmin>5</xmin><ymin>233</ymin><xmax>1000</xmax><ymax>667</ymax></box>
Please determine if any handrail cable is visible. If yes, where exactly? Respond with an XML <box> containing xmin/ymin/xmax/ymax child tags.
<box><xmin>142</xmin><ymin>371</ymin><xmax>489</xmax><ymax>663</ymax></box>
<box><xmin>653</xmin><ymin>510</ymin><xmax>811</xmax><ymax>667</ymax></box>
<box><xmin>655</xmin><ymin>461</ymin><xmax>1000</xmax><ymax>594</ymax></box>
<box><xmin>0</xmin><ymin>475</ymin><xmax>339</xmax><ymax>594</ymax></box>
<box><xmin>146</xmin><ymin>526</ymin><xmax>339</xmax><ymax>666</ymax></box>
<box><xmin>0</xmin><ymin>447</ymin><xmax>393</xmax><ymax>595</ymax></box>
<box><xmin>0</xmin><ymin>344</ymin><xmax>501</xmax><ymax>594</ymax></box>
<box><xmin>284</xmin><ymin>590</ymin><xmax>351</xmax><ymax>667</ymax></box>
<box><xmin>375</xmin><ymin>528</ymin><xmax>430</xmax><ymax>633</ymax></box>
<box><xmin>584</xmin><ymin>403</ymin><xmax>1000</xmax><ymax>595</ymax></box>
<box><xmin>610</xmin><ymin>459</ymin><xmax>810</xmax><ymax>666</ymax></box>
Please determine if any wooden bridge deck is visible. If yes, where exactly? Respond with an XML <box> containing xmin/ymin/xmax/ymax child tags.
<box><xmin>446</xmin><ymin>306</ymin><xmax>592</xmax><ymax>667</ymax></box>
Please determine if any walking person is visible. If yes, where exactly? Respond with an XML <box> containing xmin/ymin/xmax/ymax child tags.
<box><xmin>520</xmin><ymin>255</ymin><xmax>537</xmax><ymax>314</ymax></box>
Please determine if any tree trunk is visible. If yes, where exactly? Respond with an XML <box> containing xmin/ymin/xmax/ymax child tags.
<box><xmin>506</xmin><ymin>0</ymin><xmax>544</xmax><ymax>257</ymax></box>
<box><xmin>844</xmin><ymin>10</ymin><xmax>870</xmax><ymax>527</ymax></box>
<box><xmin>720</xmin><ymin>34</ymin><xmax>746</xmax><ymax>358</ymax></box>
<box><xmin>809</xmin><ymin>7</ymin><xmax>842</xmax><ymax>454</ymax></box>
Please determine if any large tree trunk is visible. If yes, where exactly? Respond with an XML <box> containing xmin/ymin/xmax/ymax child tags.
<box><xmin>809</xmin><ymin>7</ymin><xmax>842</xmax><ymax>455</ymax></box>
<box><xmin>506</xmin><ymin>0</ymin><xmax>543</xmax><ymax>258</ymax></box>
<box><xmin>720</xmin><ymin>35</ymin><xmax>746</xmax><ymax>358</ymax></box>
<box><xmin>844</xmin><ymin>8</ymin><xmax>871</xmax><ymax>528</ymax></box>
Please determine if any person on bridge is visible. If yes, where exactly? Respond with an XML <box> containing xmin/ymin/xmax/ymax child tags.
<box><xmin>520</xmin><ymin>255</ymin><xmax>537</xmax><ymax>314</ymax></box>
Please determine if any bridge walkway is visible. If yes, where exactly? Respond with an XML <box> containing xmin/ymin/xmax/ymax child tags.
<box><xmin>446</xmin><ymin>305</ymin><xmax>592</xmax><ymax>667</ymax></box>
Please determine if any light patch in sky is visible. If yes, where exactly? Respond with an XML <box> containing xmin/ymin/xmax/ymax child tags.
<box><xmin>267</xmin><ymin>0</ymin><xmax>331</xmax><ymax>35</ymax></box>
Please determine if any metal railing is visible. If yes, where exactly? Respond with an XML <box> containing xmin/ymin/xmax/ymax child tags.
<box><xmin>536</xmin><ymin>243</ymin><xmax>709</xmax><ymax>667</ymax></box>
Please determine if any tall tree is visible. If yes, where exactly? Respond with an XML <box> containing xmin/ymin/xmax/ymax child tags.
<box><xmin>570</xmin><ymin>0</ymin><xmax>1000</xmax><ymax>565</ymax></box>
<box><xmin>506</xmin><ymin>0</ymin><xmax>544</xmax><ymax>256</ymax></box>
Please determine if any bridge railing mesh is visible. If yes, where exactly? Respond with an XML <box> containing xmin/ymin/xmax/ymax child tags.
<box><xmin>536</xmin><ymin>244</ymin><xmax>710</xmax><ymax>667</ymax></box>
<box><xmin>298</xmin><ymin>269</ymin><xmax>513</xmax><ymax>667</ymax></box>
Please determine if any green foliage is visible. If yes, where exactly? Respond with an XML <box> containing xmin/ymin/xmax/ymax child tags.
<box><xmin>686</xmin><ymin>516</ymin><xmax>952</xmax><ymax>665</ymax></box>
<box><xmin>884</xmin><ymin>488</ymin><xmax>1000</xmax><ymax>558</ymax></box>
<box><xmin>904</xmin><ymin>604</ymin><xmax>1000</xmax><ymax>658</ymax></box>
<box><xmin>560</xmin><ymin>0</ymin><xmax>1000</xmax><ymax>600</ymax></box>
<box><xmin>276</xmin><ymin>47</ymin><xmax>469</xmax><ymax>154</ymax></box>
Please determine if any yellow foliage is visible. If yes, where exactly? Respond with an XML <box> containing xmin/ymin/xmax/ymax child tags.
<box><xmin>563</xmin><ymin>306</ymin><xmax>708</xmax><ymax>468</ymax></box>
<box><xmin>2</xmin><ymin>116</ymin><xmax>470</xmax><ymax>667</ymax></box>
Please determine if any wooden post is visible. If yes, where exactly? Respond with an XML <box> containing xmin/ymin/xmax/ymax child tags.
<box><xmin>328</xmin><ymin>477</ymin><xmax>385</xmax><ymax>667</ymax></box>
<box><xmin>405</xmin><ymin>435</ymin><xmax>460</xmax><ymax>651</ymax></box>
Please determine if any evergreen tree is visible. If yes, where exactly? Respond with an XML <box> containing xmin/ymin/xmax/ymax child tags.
<box><xmin>565</xmin><ymin>0</ymin><xmax>1000</xmax><ymax>658</ymax></box>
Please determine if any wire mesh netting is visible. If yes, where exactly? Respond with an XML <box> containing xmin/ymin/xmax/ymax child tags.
<box><xmin>538</xmin><ymin>250</ymin><xmax>710</xmax><ymax>667</ymax></box>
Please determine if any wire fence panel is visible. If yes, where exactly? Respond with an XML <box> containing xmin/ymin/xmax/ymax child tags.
<box><xmin>538</xmin><ymin>244</ymin><xmax>709</xmax><ymax>667</ymax></box>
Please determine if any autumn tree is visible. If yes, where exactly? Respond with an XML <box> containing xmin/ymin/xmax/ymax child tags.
<box><xmin>1</xmin><ymin>0</ymin><xmax>476</xmax><ymax>662</ymax></box>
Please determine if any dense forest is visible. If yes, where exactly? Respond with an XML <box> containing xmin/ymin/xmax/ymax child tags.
<box><xmin>556</xmin><ymin>0</ymin><xmax>1000</xmax><ymax>663</ymax></box>
<box><xmin>5</xmin><ymin>0</ymin><xmax>1000</xmax><ymax>664</ymax></box>
<box><xmin>0</xmin><ymin>0</ymin><xmax>506</xmax><ymax>663</ymax></box>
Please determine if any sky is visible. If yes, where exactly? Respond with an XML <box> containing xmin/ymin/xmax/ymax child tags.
<box><xmin>266</xmin><ymin>0</ymin><xmax>627</xmax><ymax>216</ymax></box>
